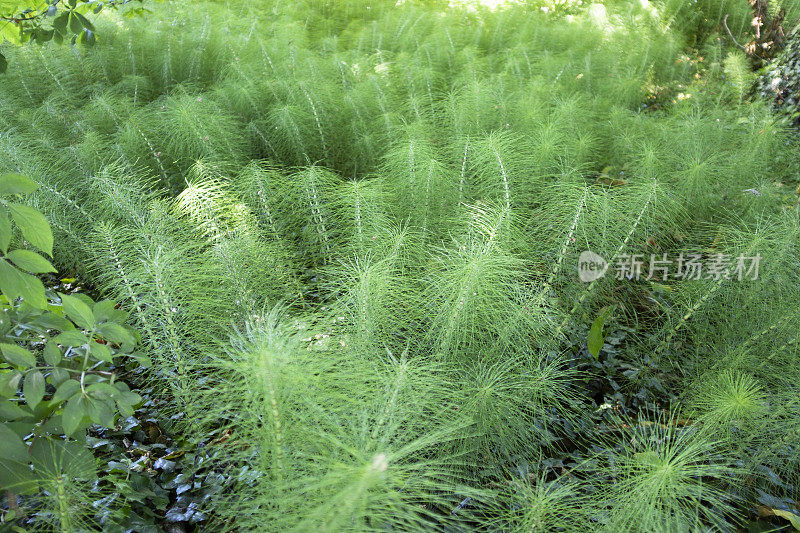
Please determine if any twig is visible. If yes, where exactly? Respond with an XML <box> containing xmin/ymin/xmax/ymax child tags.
<box><xmin>451</xmin><ymin>497</ymin><xmax>471</xmax><ymax>515</ymax></box>
<box><xmin>723</xmin><ymin>15</ymin><xmax>746</xmax><ymax>50</ymax></box>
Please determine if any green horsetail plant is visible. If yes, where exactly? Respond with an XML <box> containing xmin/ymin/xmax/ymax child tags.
<box><xmin>194</xmin><ymin>307</ymin><xmax>484</xmax><ymax>532</ymax></box>
<box><xmin>591</xmin><ymin>412</ymin><xmax>742</xmax><ymax>532</ymax></box>
<box><xmin>173</xmin><ymin>161</ymin><xmax>254</xmax><ymax>242</ymax></box>
<box><xmin>489</xmin><ymin>472</ymin><xmax>591</xmax><ymax>532</ymax></box>
<box><xmin>423</xmin><ymin>203</ymin><xmax>532</xmax><ymax>358</ymax></box>
<box><xmin>448</xmin><ymin>353</ymin><xmax>580</xmax><ymax>465</ymax></box>
<box><xmin>381</xmin><ymin>123</ymin><xmax>459</xmax><ymax>241</ymax></box>
<box><xmin>688</xmin><ymin>370</ymin><xmax>767</xmax><ymax>438</ymax></box>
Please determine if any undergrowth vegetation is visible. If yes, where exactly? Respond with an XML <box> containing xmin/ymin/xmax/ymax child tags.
<box><xmin>1</xmin><ymin>0</ymin><xmax>800</xmax><ymax>530</ymax></box>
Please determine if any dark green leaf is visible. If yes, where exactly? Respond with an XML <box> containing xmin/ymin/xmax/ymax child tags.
<box><xmin>69</xmin><ymin>12</ymin><xmax>83</xmax><ymax>33</ymax></box>
<box><xmin>0</xmin><ymin>424</ymin><xmax>28</xmax><ymax>463</ymax></box>
<box><xmin>23</xmin><ymin>369</ymin><xmax>45</xmax><ymax>409</ymax></box>
<box><xmin>0</xmin><ymin>459</ymin><xmax>37</xmax><ymax>494</ymax></box>
<box><xmin>74</xmin><ymin>12</ymin><xmax>95</xmax><ymax>31</ymax></box>
<box><xmin>62</xmin><ymin>394</ymin><xmax>86</xmax><ymax>436</ymax></box>
<box><xmin>52</xmin><ymin>379</ymin><xmax>80</xmax><ymax>404</ymax></box>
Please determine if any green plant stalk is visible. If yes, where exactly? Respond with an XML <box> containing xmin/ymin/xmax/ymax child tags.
<box><xmin>537</xmin><ymin>189</ymin><xmax>587</xmax><ymax>300</ymax></box>
<box><xmin>56</xmin><ymin>476</ymin><xmax>73</xmax><ymax>533</ymax></box>
<box><xmin>555</xmin><ymin>182</ymin><xmax>657</xmax><ymax>338</ymax></box>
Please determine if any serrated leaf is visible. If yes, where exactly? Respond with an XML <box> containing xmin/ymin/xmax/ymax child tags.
<box><xmin>96</xmin><ymin>322</ymin><xmax>134</xmax><ymax>345</ymax></box>
<box><xmin>0</xmin><ymin>258</ymin><xmax>47</xmax><ymax>309</ymax></box>
<box><xmin>70</xmin><ymin>292</ymin><xmax>95</xmax><ymax>308</ymax></box>
<box><xmin>0</xmin><ymin>343</ymin><xmax>35</xmax><ymax>368</ymax></box>
<box><xmin>52</xmin><ymin>379</ymin><xmax>80</xmax><ymax>404</ymax></box>
<box><xmin>62</xmin><ymin>394</ymin><xmax>86</xmax><ymax>436</ymax></box>
<box><xmin>90</xmin><ymin>341</ymin><xmax>112</xmax><ymax>362</ymax></box>
<box><xmin>86</xmin><ymin>396</ymin><xmax>115</xmax><ymax>427</ymax></box>
<box><xmin>0</xmin><ymin>424</ymin><xmax>28</xmax><ymax>463</ymax></box>
<box><xmin>32</xmin><ymin>312</ymin><xmax>73</xmax><ymax>331</ymax></box>
<box><xmin>0</xmin><ymin>174</ymin><xmax>38</xmax><ymax>196</ymax></box>
<box><xmin>6</xmin><ymin>249</ymin><xmax>56</xmax><ymax>273</ymax></box>
<box><xmin>43</xmin><ymin>341</ymin><xmax>61</xmax><ymax>366</ymax></box>
<box><xmin>54</xmin><ymin>329</ymin><xmax>88</xmax><ymax>347</ymax></box>
<box><xmin>93</xmin><ymin>299</ymin><xmax>117</xmax><ymax>323</ymax></box>
<box><xmin>23</xmin><ymin>369</ymin><xmax>45</xmax><ymax>409</ymax></box>
<box><xmin>60</xmin><ymin>293</ymin><xmax>94</xmax><ymax>329</ymax></box>
<box><xmin>49</xmin><ymin>367</ymin><xmax>68</xmax><ymax>387</ymax></box>
<box><xmin>0</xmin><ymin>401</ymin><xmax>28</xmax><ymax>421</ymax></box>
<box><xmin>0</xmin><ymin>370</ymin><xmax>21</xmax><ymax>397</ymax></box>
<box><xmin>7</xmin><ymin>202</ymin><xmax>53</xmax><ymax>256</ymax></box>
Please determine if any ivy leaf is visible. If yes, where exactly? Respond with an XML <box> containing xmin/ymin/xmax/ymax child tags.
<box><xmin>0</xmin><ymin>343</ymin><xmax>35</xmax><ymax>368</ymax></box>
<box><xmin>6</xmin><ymin>249</ymin><xmax>56</xmax><ymax>273</ymax></box>
<box><xmin>0</xmin><ymin>174</ymin><xmax>38</xmax><ymax>196</ymax></box>
<box><xmin>23</xmin><ymin>369</ymin><xmax>45</xmax><ymax>409</ymax></box>
<box><xmin>60</xmin><ymin>293</ymin><xmax>95</xmax><ymax>330</ymax></box>
<box><xmin>7</xmin><ymin>202</ymin><xmax>53</xmax><ymax>256</ymax></box>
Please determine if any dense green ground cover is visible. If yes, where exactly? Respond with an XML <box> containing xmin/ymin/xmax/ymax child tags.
<box><xmin>1</xmin><ymin>0</ymin><xmax>800</xmax><ymax>530</ymax></box>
